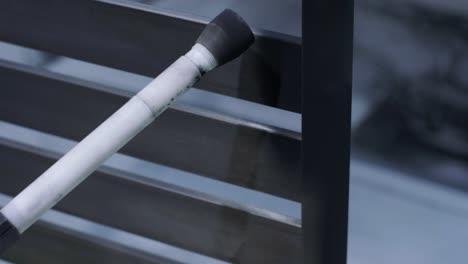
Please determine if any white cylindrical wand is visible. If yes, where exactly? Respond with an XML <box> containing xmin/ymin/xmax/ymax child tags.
<box><xmin>0</xmin><ymin>9</ymin><xmax>254</xmax><ymax>253</ymax></box>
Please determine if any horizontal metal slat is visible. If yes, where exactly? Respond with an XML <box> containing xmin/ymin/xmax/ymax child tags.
<box><xmin>0</xmin><ymin>121</ymin><xmax>300</xmax><ymax>226</ymax></box>
<box><xmin>0</xmin><ymin>0</ymin><xmax>301</xmax><ymax>112</ymax></box>
<box><xmin>129</xmin><ymin>0</ymin><xmax>301</xmax><ymax>37</ymax></box>
<box><xmin>0</xmin><ymin>58</ymin><xmax>301</xmax><ymax>202</ymax></box>
<box><xmin>0</xmin><ymin>194</ymin><xmax>229</xmax><ymax>264</ymax></box>
<box><xmin>6</xmin><ymin>227</ymin><xmax>160</xmax><ymax>264</ymax></box>
<box><xmin>0</xmin><ymin>128</ymin><xmax>302</xmax><ymax>263</ymax></box>
<box><xmin>0</xmin><ymin>40</ymin><xmax>301</xmax><ymax>139</ymax></box>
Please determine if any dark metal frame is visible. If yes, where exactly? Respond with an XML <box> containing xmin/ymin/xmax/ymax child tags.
<box><xmin>0</xmin><ymin>1</ymin><xmax>304</xmax><ymax>263</ymax></box>
<box><xmin>303</xmin><ymin>0</ymin><xmax>354</xmax><ymax>263</ymax></box>
<box><xmin>0</xmin><ymin>0</ymin><xmax>301</xmax><ymax>112</ymax></box>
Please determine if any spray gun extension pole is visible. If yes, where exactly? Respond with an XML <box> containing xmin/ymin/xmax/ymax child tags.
<box><xmin>0</xmin><ymin>9</ymin><xmax>254</xmax><ymax>254</ymax></box>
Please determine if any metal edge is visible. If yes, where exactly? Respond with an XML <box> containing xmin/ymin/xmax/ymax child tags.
<box><xmin>0</xmin><ymin>193</ymin><xmax>230</xmax><ymax>264</ymax></box>
<box><xmin>0</xmin><ymin>121</ymin><xmax>302</xmax><ymax>227</ymax></box>
<box><xmin>0</xmin><ymin>41</ymin><xmax>302</xmax><ymax>140</ymax></box>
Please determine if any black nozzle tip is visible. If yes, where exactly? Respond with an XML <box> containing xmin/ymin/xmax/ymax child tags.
<box><xmin>196</xmin><ymin>9</ymin><xmax>255</xmax><ymax>66</ymax></box>
<box><xmin>0</xmin><ymin>213</ymin><xmax>19</xmax><ymax>254</ymax></box>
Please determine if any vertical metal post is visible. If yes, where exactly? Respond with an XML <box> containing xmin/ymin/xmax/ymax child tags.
<box><xmin>302</xmin><ymin>0</ymin><xmax>354</xmax><ymax>263</ymax></box>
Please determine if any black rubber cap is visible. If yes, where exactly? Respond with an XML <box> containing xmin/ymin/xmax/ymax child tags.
<box><xmin>196</xmin><ymin>9</ymin><xmax>254</xmax><ymax>66</ymax></box>
<box><xmin>0</xmin><ymin>213</ymin><xmax>19</xmax><ymax>255</ymax></box>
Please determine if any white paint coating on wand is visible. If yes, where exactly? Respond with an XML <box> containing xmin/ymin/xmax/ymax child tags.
<box><xmin>1</xmin><ymin>44</ymin><xmax>217</xmax><ymax>233</ymax></box>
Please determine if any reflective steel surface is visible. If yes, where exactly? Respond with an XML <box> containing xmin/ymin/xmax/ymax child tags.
<box><xmin>0</xmin><ymin>1</ymin><xmax>303</xmax><ymax>262</ymax></box>
<box><xmin>1</xmin><ymin>0</ymin><xmax>467</xmax><ymax>263</ymax></box>
<box><xmin>0</xmin><ymin>193</ymin><xmax>230</xmax><ymax>264</ymax></box>
<box><xmin>0</xmin><ymin>0</ymin><xmax>301</xmax><ymax>112</ymax></box>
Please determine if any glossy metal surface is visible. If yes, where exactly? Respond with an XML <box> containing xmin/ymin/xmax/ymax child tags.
<box><xmin>0</xmin><ymin>54</ymin><xmax>301</xmax><ymax>202</ymax></box>
<box><xmin>0</xmin><ymin>0</ymin><xmax>303</xmax><ymax>262</ymax></box>
<box><xmin>0</xmin><ymin>193</ymin><xmax>229</xmax><ymax>264</ymax></box>
<box><xmin>0</xmin><ymin>121</ymin><xmax>300</xmax><ymax>226</ymax></box>
<box><xmin>0</xmin><ymin>123</ymin><xmax>301</xmax><ymax>263</ymax></box>
<box><xmin>123</xmin><ymin>0</ymin><xmax>301</xmax><ymax>37</ymax></box>
<box><xmin>0</xmin><ymin>0</ymin><xmax>301</xmax><ymax>112</ymax></box>
<box><xmin>0</xmin><ymin>41</ymin><xmax>301</xmax><ymax>140</ymax></box>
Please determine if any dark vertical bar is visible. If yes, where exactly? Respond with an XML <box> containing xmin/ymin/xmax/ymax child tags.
<box><xmin>302</xmin><ymin>0</ymin><xmax>353</xmax><ymax>263</ymax></box>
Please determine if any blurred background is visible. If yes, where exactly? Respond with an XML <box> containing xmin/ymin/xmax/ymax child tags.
<box><xmin>0</xmin><ymin>0</ymin><xmax>467</xmax><ymax>263</ymax></box>
<box><xmin>351</xmin><ymin>0</ymin><xmax>468</xmax><ymax>263</ymax></box>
